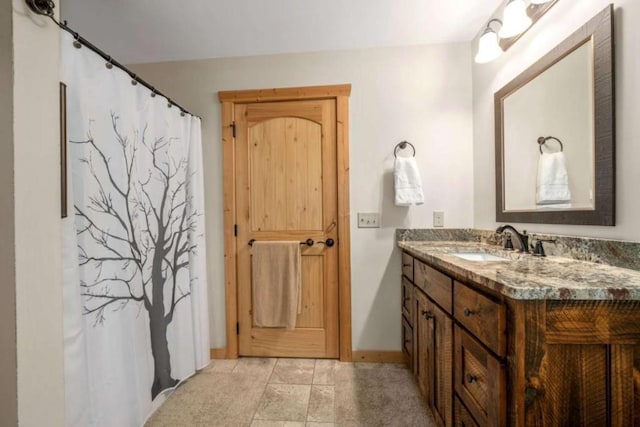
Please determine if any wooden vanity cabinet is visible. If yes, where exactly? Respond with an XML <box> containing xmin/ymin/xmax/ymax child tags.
<box><xmin>401</xmin><ymin>250</ymin><xmax>640</xmax><ymax>427</ymax></box>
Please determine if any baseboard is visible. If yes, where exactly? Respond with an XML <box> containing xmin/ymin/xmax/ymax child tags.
<box><xmin>352</xmin><ymin>350</ymin><xmax>407</xmax><ymax>364</ymax></box>
<box><xmin>210</xmin><ymin>348</ymin><xmax>228</xmax><ymax>359</ymax></box>
<box><xmin>209</xmin><ymin>348</ymin><xmax>405</xmax><ymax>363</ymax></box>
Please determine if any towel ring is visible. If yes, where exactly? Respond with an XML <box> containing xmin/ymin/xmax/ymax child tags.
<box><xmin>394</xmin><ymin>141</ymin><xmax>416</xmax><ymax>158</ymax></box>
<box><xmin>537</xmin><ymin>136</ymin><xmax>564</xmax><ymax>154</ymax></box>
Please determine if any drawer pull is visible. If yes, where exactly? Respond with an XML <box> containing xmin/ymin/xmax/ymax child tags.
<box><xmin>403</xmin><ymin>297</ymin><xmax>411</xmax><ymax>302</ymax></box>
<box><xmin>404</xmin><ymin>338</ymin><xmax>411</xmax><ymax>344</ymax></box>
<box><xmin>403</xmin><ymin>263</ymin><xmax>412</xmax><ymax>267</ymax></box>
<box><xmin>463</xmin><ymin>307</ymin><xmax>475</xmax><ymax>317</ymax></box>
<box><xmin>466</xmin><ymin>374</ymin><xmax>478</xmax><ymax>384</ymax></box>
<box><xmin>422</xmin><ymin>310</ymin><xmax>434</xmax><ymax>319</ymax></box>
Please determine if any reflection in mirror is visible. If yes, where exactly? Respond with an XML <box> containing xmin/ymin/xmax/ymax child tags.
<box><xmin>503</xmin><ymin>40</ymin><xmax>594</xmax><ymax>211</ymax></box>
<box><xmin>495</xmin><ymin>5</ymin><xmax>614</xmax><ymax>226</ymax></box>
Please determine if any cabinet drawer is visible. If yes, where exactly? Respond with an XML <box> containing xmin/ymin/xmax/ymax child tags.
<box><xmin>454</xmin><ymin>281</ymin><xmax>506</xmax><ymax>356</ymax></box>
<box><xmin>414</xmin><ymin>260</ymin><xmax>452</xmax><ymax>314</ymax></box>
<box><xmin>454</xmin><ymin>397</ymin><xmax>479</xmax><ymax>427</ymax></box>
<box><xmin>402</xmin><ymin>315</ymin><xmax>413</xmax><ymax>369</ymax></box>
<box><xmin>454</xmin><ymin>326</ymin><xmax>505</xmax><ymax>427</ymax></box>
<box><xmin>402</xmin><ymin>277</ymin><xmax>414</xmax><ymax>326</ymax></box>
<box><xmin>402</xmin><ymin>252</ymin><xmax>414</xmax><ymax>282</ymax></box>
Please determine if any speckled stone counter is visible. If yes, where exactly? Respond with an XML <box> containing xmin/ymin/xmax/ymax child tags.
<box><xmin>398</xmin><ymin>240</ymin><xmax>640</xmax><ymax>301</ymax></box>
<box><xmin>397</xmin><ymin>228</ymin><xmax>640</xmax><ymax>271</ymax></box>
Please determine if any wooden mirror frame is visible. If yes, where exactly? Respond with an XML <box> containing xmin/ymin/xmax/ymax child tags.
<box><xmin>495</xmin><ymin>4</ymin><xmax>615</xmax><ymax>226</ymax></box>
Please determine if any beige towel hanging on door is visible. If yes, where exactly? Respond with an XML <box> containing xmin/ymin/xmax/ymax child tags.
<box><xmin>251</xmin><ymin>241</ymin><xmax>302</xmax><ymax>329</ymax></box>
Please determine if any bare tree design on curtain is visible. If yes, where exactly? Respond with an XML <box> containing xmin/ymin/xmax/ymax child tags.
<box><xmin>72</xmin><ymin>113</ymin><xmax>198</xmax><ymax>399</ymax></box>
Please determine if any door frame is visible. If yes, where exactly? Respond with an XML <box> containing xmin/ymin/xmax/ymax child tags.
<box><xmin>218</xmin><ymin>84</ymin><xmax>353</xmax><ymax>361</ymax></box>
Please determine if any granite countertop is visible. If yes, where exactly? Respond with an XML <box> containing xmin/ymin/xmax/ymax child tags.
<box><xmin>398</xmin><ymin>241</ymin><xmax>640</xmax><ymax>300</ymax></box>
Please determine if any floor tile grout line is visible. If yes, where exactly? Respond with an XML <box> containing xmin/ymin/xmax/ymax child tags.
<box><xmin>249</xmin><ymin>358</ymin><xmax>277</xmax><ymax>424</ymax></box>
<box><xmin>303</xmin><ymin>361</ymin><xmax>316</xmax><ymax>423</ymax></box>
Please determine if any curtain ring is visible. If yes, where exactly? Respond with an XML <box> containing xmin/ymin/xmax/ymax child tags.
<box><xmin>105</xmin><ymin>56</ymin><xmax>113</xmax><ymax>69</ymax></box>
<box><xmin>150</xmin><ymin>88</ymin><xmax>157</xmax><ymax>98</ymax></box>
<box><xmin>72</xmin><ymin>33</ymin><xmax>82</xmax><ymax>49</ymax></box>
<box><xmin>167</xmin><ymin>101</ymin><xmax>172</xmax><ymax>109</ymax></box>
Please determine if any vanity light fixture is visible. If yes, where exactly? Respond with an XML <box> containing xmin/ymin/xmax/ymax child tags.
<box><xmin>474</xmin><ymin>19</ymin><xmax>504</xmax><ymax>64</ymax></box>
<box><xmin>474</xmin><ymin>0</ymin><xmax>559</xmax><ymax>64</ymax></box>
<box><xmin>499</xmin><ymin>0</ymin><xmax>533</xmax><ymax>39</ymax></box>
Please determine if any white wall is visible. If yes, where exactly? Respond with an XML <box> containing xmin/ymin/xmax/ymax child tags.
<box><xmin>132</xmin><ymin>43</ymin><xmax>475</xmax><ymax>351</ymax></box>
<box><xmin>473</xmin><ymin>1</ymin><xmax>640</xmax><ymax>240</ymax></box>
<box><xmin>12</xmin><ymin>0</ymin><xmax>65</xmax><ymax>425</ymax></box>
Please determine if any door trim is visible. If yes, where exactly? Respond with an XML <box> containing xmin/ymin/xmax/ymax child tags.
<box><xmin>218</xmin><ymin>84</ymin><xmax>352</xmax><ymax>361</ymax></box>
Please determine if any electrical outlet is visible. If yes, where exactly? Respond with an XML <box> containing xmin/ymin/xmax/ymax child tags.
<box><xmin>433</xmin><ymin>211</ymin><xmax>445</xmax><ymax>228</ymax></box>
<box><xmin>357</xmin><ymin>212</ymin><xmax>380</xmax><ymax>228</ymax></box>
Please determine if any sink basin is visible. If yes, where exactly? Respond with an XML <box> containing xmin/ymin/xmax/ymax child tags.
<box><xmin>451</xmin><ymin>252</ymin><xmax>510</xmax><ymax>262</ymax></box>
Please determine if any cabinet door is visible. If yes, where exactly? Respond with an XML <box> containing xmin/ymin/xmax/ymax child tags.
<box><xmin>416</xmin><ymin>289</ymin><xmax>453</xmax><ymax>427</ymax></box>
<box><xmin>415</xmin><ymin>290</ymin><xmax>431</xmax><ymax>398</ymax></box>
<box><xmin>429</xmin><ymin>299</ymin><xmax>453</xmax><ymax>427</ymax></box>
<box><xmin>401</xmin><ymin>316</ymin><xmax>413</xmax><ymax>370</ymax></box>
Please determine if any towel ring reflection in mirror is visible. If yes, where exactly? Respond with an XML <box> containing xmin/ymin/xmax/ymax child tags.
<box><xmin>537</xmin><ymin>136</ymin><xmax>564</xmax><ymax>154</ymax></box>
<box><xmin>394</xmin><ymin>141</ymin><xmax>416</xmax><ymax>158</ymax></box>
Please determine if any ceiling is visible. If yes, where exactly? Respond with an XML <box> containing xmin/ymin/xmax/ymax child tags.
<box><xmin>61</xmin><ymin>0</ymin><xmax>503</xmax><ymax>64</ymax></box>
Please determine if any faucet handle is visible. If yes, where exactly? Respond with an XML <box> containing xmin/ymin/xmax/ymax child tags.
<box><xmin>504</xmin><ymin>234</ymin><xmax>514</xmax><ymax>250</ymax></box>
<box><xmin>532</xmin><ymin>239</ymin><xmax>547</xmax><ymax>257</ymax></box>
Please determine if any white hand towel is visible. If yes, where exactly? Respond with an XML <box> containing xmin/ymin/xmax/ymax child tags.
<box><xmin>394</xmin><ymin>157</ymin><xmax>424</xmax><ymax>206</ymax></box>
<box><xmin>536</xmin><ymin>152</ymin><xmax>571</xmax><ymax>205</ymax></box>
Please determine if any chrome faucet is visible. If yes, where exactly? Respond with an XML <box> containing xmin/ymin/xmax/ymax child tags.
<box><xmin>496</xmin><ymin>225</ymin><xmax>529</xmax><ymax>253</ymax></box>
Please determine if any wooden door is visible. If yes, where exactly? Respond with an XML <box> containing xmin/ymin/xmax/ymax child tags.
<box><xmin>235</xmin><ymin>99</ymin><xmax>339</xmax><ymax>358</ymax></box>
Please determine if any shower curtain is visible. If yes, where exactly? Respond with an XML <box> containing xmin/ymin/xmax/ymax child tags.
<box><xmin>61</xmin><ymin>31</ymin><xmax>209</xmax><ymax>426</ymax></box>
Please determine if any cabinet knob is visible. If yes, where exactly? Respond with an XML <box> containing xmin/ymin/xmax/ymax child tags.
<box><xmin>463</xmin><ymin>307</ymin><xmax>475</xmax><ymax>317</ymax></box>
<box><xmin>404</xmin><ymin>339</ymin><xmax>411</xmax><ymax>344</ymax></box>
<box><xmin>466</xmin><ymin>374</ymin><xmax>477</xmax><ymax>384</ymax></box>
<box><xmin>422</xmin><ymin>310</ymin><xmax>434</xmax><ymax>319</ymax></box>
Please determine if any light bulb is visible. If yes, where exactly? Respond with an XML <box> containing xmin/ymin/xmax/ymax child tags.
<box><xmin>499</xmin><ymin>0</ymin><xmax>532</xmax><ymax>38</ymax></box>
<box><xmin>475</xmin><ymin>29</ymin><xmax>503</xmax><ymax>64</ymax></box>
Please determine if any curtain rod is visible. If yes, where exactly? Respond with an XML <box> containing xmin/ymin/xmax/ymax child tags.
<box><xmin>25</xmin><ymin>0</ymin><xmax>201</xmax><ymax>120</ymax></box>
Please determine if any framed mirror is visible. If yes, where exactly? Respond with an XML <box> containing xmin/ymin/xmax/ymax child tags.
<box><xmin>495</xmin><ymin>5</ymin><xmax>614</xmax><ymax>225</ymax></box>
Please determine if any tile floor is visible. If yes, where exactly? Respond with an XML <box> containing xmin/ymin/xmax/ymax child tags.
<box><xmin>145</xmin><ymin>358</ymin><xmax>435</xmax><ymax>426</ymax></box>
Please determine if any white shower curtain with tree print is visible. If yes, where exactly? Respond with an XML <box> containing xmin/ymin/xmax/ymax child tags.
<box><xmin>61</xmin><ymin>31</ymin><xmax>210</xmax><ymax>427</ymax></box>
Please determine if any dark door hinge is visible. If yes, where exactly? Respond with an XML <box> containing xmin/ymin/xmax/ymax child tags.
<box><xmin>231</xmin><ymin>121</ymin><xmax>236</xmax><ymax>138</ymax></box>
<box><xmin>234</xmin><ymin>224</ymin><xmax>238</xmax><ymax>236</ymax></box>
<box><xmin>236</xmin><ymin>322</ymin><xmax>240</xmax><ymax>335</ymax></box>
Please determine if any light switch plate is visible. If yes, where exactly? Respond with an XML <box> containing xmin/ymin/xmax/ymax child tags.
<box><xmin>357</xmin><ymin>212</ymin><xmax>380</xmax><ymax>228</ymax></box>
<box><xmin>433</xmin><ymin>211</ymin><xmax>445</xmax><ymax>228</ymax></box>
